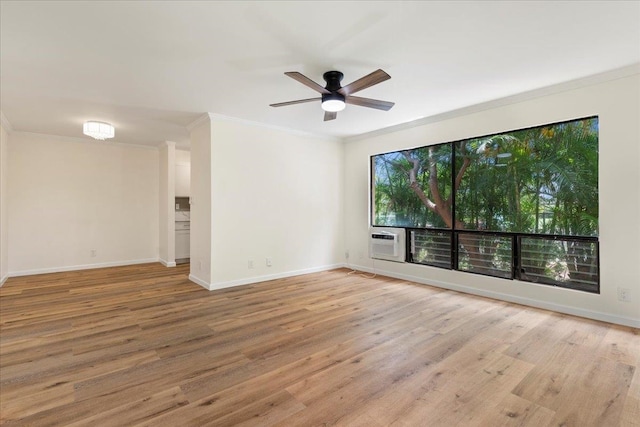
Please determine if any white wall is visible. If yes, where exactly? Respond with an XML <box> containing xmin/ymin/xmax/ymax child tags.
<box><xmin>197</xmin><ymin>116</ymin><xmax>343</xmax><ymax>289</ymax></box>
<box><xmin>175</xmin><ymin>149</ymin><xmax>190</xmax><ymax>165</ymax></box>
<box><xmin>0</xmin><ymin>123</ymin><xmax>9</xmax><ymax>285</ymax></box>
<box><xmin>8</xmin><ymin>133</ymin><xmax>160</xmax><ymax>275</ymax></box>
<box><xmin>189</xmin><ymin>118</ymin><xmax>213</xmax><ymax>286</ymax></box>
<box><xmin>175</xmin><ymin>149</ymin><xmax>191</xmax><ymax>198</ymax></box>
<box><xmin>159</xmin><ymin>141</ymin><xmax>176</xmax><ymax>267</ymax></box>
<box><xmin>344</xmin><ymin>73</ymin><xmax>640</xmax><ymax>327</ymax></box>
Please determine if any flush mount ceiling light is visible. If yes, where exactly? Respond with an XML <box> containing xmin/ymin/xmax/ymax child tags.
<box><xmin>321</xmin><ymin>92</ymin><xmax>346</xmax><ymax>112</ymax></box>
<box><xmin>83</xmin><ymin>121</ymin><xmax>115</xmax><ymax>140</ymax></box>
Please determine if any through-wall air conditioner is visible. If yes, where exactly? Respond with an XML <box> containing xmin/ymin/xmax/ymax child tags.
<box><xmin>369</xmin><ymin>227</ymin><xmax>406</xmax><ymax>263</ymax></box>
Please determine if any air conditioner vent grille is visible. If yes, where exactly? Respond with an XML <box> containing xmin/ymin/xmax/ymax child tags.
<box><xmin>369</xmin><ymin>227</ymin><xmax>406</xmax><ymax>263</ymax></box>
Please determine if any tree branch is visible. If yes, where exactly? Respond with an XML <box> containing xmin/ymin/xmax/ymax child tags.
<box><xmin>402</xmin><ymin>151</ymin><xmax>436</xmax><ymax>212</ymax></box>
<box><xmin>447</xmin><ymin>144</ymin><xmax>471</xmax><ymax>208</ymax></box>
<box><xmin>428</xmin><ymin>147</ymin><xmax>446</xmax><ymax>209</ymax></box>
<box><xmin>454</xmin><ymin>157</ymin><xmax>471</xmax><ymax>193</ymax></box>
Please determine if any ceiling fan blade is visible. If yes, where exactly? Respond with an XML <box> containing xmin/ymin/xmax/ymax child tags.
<box><xmin>270</xmin><ymin>97</ymin><xmax>321</xmax><ymax>107</ymax></box>
<box><xmin>345</xmin><ymin>96</ymin><xmax>395</xmax><ymax>111</ymax></box>
<box><xmin>324</xmin><ymin>111</ymin><xmax>337</xmax><ymax>121</ymax></box>
<box><xmin>338</xmin><ymin>69</ymin><xmax>390</xmax><ymax>96</ymax></box>
<box><xmin>284</xmin><ymin>72</ymin><xmax>330</xmax><ymax>94</ymax></box>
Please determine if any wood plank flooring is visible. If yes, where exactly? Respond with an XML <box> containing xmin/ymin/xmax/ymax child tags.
<box><xmin>1</xmin><ymin>263</ymin><xmax>638</xmax><ymax>426</ymax></box>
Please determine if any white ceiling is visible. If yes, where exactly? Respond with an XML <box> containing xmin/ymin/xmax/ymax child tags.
<box><xmin>1</xmin><ymin>1</ymin><xmax>639</xmax><ymax>147</ymax></box>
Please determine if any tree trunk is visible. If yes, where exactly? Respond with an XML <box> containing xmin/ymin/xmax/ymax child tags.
<box><xmin>402</xmin><ymin>149</ymin><xmax>499</xmax><ymax>275</ymax></box>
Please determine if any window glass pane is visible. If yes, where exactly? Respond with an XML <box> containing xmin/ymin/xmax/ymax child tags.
<box><xmin>370</xmin><ymin>116</ymin><xmax>599</xmax><ymax>294</ymax></box>
<box><xmin>372</xmin><ymin>144</ymin><xmax>452</xmax><ymax>228</ymax></box>
<box><xmin>455</xmin><ymin>117</ymin><xmax>598</xmax><ymax>237</ymax></box>
<box><xmin>457</xmin><ymin>233</ymin><xmax>512</xmax><ymax>279</ymax></box>
<box><xmin>519</xmin><ymin>237</ymin><xmax>598</xmax><ymax>293</ymax></box>
<box><xmin>410</xmin><ymin>230</ymin><xmax>451</xmax><ymax>269</ymax></box>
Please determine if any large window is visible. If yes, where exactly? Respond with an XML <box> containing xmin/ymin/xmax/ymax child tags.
<box><xmin>373</xmin><ymin>143</ymin><xmax>452</xmax><ymax>228</ymax></box>
<box><xmin>371</xmin><ymin>117</ymin><xmax>599</xmax><ymax>293</ymax></box>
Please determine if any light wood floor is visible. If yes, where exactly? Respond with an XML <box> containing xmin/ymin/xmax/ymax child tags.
<box><xmin>1</xmin><ymin>263</ymin><xmax>638</xmax><ymax>426</ymax></box>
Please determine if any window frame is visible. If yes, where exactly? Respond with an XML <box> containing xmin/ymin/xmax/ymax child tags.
<box><xmin>370</xmin><ymin>115</ymin><xmax>600</xmax><ymax>294</ymax></box>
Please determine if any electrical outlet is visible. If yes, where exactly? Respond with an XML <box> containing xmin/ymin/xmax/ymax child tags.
<box><xmin>90</xmin><ymin>249</ymin><xmax>97</xmax><ymax>257</ymax></box>
<box><xmin>617</xmin><ymin>287</ymin><xmax>631</xmax><ymax>302</ymax></box>
<box><xmin>198</xmin><ymin>260</ymin><xmax>203</xmax><ymax>271</ymax></box>
<box><xmin>358</xmin><ymin>251</ymin><xmax>364</xmax><ymax>260</ymax></box>
<box><xmin>248</xmin><ymin>259</ymin><xmax>254</xmax><ymax>269</ymax></box>
<box><xmin>266</xmin><ymin>258</ymin><xmax>272</xmax><ymax>267</ymax></box>
<box><xmin>345</xmin><ymin>250</ymin><xmax>350</xmax><ymax>259</ymax></box>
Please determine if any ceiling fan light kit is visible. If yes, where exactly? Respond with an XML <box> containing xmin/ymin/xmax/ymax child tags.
<box><xmin>321</xmin><ymin>93</ymin><xmax>346</xmax><ymax>112</ymax></box>
<box><xmin>270</xmin><ymin>69</ymin><xmax>394</xmax><ymax>121</ymax></box>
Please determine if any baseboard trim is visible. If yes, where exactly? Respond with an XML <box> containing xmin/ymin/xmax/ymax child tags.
<box><xmin>348</xmin><ymin>263</ymin><xmax>640</xmax><ymax>329</ymax></box>
<box><xmin>159</xmin><ymin>258</ymin><xmax>177</xmax><ymax>268</ymax></box>
<box><xmin>0</xmin><ymin>274</ymin><xmax>8</xmax><ymax>287</ymax></box>
<box><xmin>201</xmin><ymin>263</ymin><xmax>345</xmax><ymax>291</ymax></box>
<box><xmin>188</xmin><ymin>273</ymin><xmax>210</xmax><ymax>290</ymax></box>
<box><xmin>8</xmin><ymin>258</ymin><xmax>161</xmax><ymax>277</ymax></box>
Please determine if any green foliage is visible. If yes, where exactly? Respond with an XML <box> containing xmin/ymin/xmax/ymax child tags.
<box><xmin>373</xmin><ymin>117</ymin><xmax>598</xmax><ymax>237</ymax></box>
<box><xmin>372</xmin><ymin>144</ymin><xmax>452</xmax><ymax>228</ymax></box>
<box><xmin>372</xmin><ymin>117</ymin><xmax>599</xmax><ymax>287</ymax></box>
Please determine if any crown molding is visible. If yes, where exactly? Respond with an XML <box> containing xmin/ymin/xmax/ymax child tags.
<box><xmin>208</xmin><ymin>113</ymin><xmax>341</xmax><ymax>142</ymax></box>
<box><xmin>0</xmin><ymin>111</ymin><xmax>14</xmax><ymax>133</ymax></box>
<box><xmin>185</xmin><ymin>113</ymin><xmax>213</xmax><ymax>132</ymax></box>
<box><xmin>11</xmin><ymin>131</ymin><xmax>160</xmax><ymax>150</ymax></box>
<box><xmin>345</xmin><ymin>63</ymin><xmax>640</xmax><ymax>143</ymax></box>
<box><xmin>186</xmin><ymin>112</ymin><xmax>340</xmax><ymax>142</ymax></box>
<box><xmin>158</xmin><ymin>140</ymin><xmax>177</xmax><ymax>148</ymax></box>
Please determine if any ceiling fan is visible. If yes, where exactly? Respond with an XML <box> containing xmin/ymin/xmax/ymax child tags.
<box><xmin>270</xmin><ymin>69</ymin><xmax>395</xmax><ymax>121</ymax></box>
